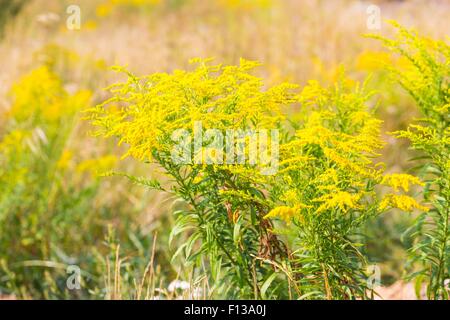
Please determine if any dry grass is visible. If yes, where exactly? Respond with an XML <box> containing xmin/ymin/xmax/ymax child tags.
<box><xmin>1</xmin><ymin>0</ymin><xmax>449</xmax><ymax>109</ymax></box>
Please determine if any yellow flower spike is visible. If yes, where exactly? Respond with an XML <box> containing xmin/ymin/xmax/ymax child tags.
<box><xmin>299</xmin><ymin>80</ymin><xmax>325</xmax><ymax>103</ymax></box>
<box><xmin>381</xmin><ymin>173</ymin><xmax>425</xmax><ymax>192</ymax></box>
<box><xmin>279</xmin><ymin>190</ymin><xmax>298</xmax><ymax>203</ymax></box>
<box><xmin>314</xmin><ymin>191</ymin><xmax>362</xmax><ymax>214</ymax></box>
<box><xmin>264</xmin><ymin>206</ymin><xmax>296</xmax><ymax>224</ymax></box>
<box><xmin>10</xmin><ymin>66</ymin><xmax>64</xmax><ymax>121</ymax></box>
<box><xmin>379</xmin><ymin>194</ymin><xmax>429</xmax><ymax>212</ymax></box>
<box><xmin>90</xmin><ymin>59</ymin><xmax>298</xmax><ymax>164</ymax></box>
<box><xmin>9</xmin><ymin>66</ymin><xmax>91</xmax><ymax>123</ymax></box>
<box><xmin>264</xmin><ymin>204</ymin><xmax>310</xmax><ymax>224</ymax></box>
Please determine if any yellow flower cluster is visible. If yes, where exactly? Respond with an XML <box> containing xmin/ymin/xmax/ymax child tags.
<box><xmin>395</xmin><ymin>125</ymin><xmax>450</xmax><ymax>158</ymax></box>
<box><xmin>379</xmin><ymin>194</ymin><xmax>429</xmax><ymax>212</ymax></box>
<box><xmin>314</xmin><ymin>191</ymin><xmax>362</xmax><ymax>214</ymax></box>
<box><xmin>280</xmin><ymin>80</ymin><xmax>382</xmax><ymax>174</ymax></box>
<box><xmin>264</xmin><ymin>205</ymin><xmax>309</xmax><ymax>224</ymax></box>
<box><xmin>9</xmin><ymin>66</ymin><xmax>64</xmax><ymax>122</ymax></box>
<box><xmin>280</xmin><ymin>79</ymin><xmax>384</xmax><ymax>181</ymax></box>
<box><xmin>89</xmin><ymin>57</ymin><xmax>430</xmax><ymax>227</ymax></box>
<box><xmin>89</xmin><ymin>58</ymin><xmax>297</xmax><ymax>162</ymax></box>
<box><xmin>0</xmin><ymin>129</ymin><xmax>29</xmax><ymax>154</ymax></box>
<box><xmin>0</xmin><ymin>129</ymin><xmax>29</xmax><ymax>183</ymax></box>
<box><xmin>1</xmin><ymin>66</ymin><xmax>93</xmax><ymax>194</ymax></box>
<box><xmin>8</xmin><ymin>66</ymin><xmax>91</xmax><ymax>124</ymax></box>
<box><xmin>265</xmin><ymin>74</ymin><xmax>428</xmax><ymax>225</ymax></box>
<box><xmin>368</xmin><ymin>21</ymin><xmax>449</xmax><ymax>121</ymax></box>
<box><xmin>381</xmin><ymin>173</ymin><xmax>424</xmax><ymax>192</ymax></box>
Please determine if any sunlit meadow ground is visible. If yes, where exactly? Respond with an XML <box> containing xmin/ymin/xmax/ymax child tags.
<box><xmin>0</xmin><ymin>0</ymin><xmax>448</xmax><ymax>299</ymax></box>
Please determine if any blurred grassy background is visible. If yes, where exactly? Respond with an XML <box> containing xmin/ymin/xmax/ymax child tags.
<box><xmin>0</xmin><ymin>0</ymin><xmax>448</xmax><ymax>299</ymax></box>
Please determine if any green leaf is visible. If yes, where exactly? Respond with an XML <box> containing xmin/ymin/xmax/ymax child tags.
<box><xmin>169</xmin><ymin>216</ymin><xmax>195</xmax><ymax>246</ymax></box>
<box><xmin>414</xmin><ymin>274</ymin><xmax>425</xmax><ymax>299</ymax></box>
<box><xmin>261</xmin><ymin>272</ymin><xmax>278</xmax><ymax>299</ymax></box>
<box><xmin>185</xmin><ymin>231</ymin><xmax>201</xmax><ymax>258</ymax></box>
<box><xmin>233</xmin><ymin>215</ymin><xmax>244</xmax><ymax>245</ymax></box>
<box><xmin>171</xmin><ymin>242</ymin><xmax>188</xmax><ymax>263</ymax></box>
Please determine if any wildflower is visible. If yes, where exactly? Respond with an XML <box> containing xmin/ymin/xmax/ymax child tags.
<box><xmin>9</xmin><ymin>66</ymin><xmax>63</xmax><ymax>121</ymax></box>
<box><xmin>89</xmin><ymin>59</ymin><xmax>297</xmax><ymax>164</ymax></box>
<box><xmin>298</xmin><ymin>80</ymin><xmax>327</xmax><ymax>105</ymax></box>
<box><xmin>379</xmin><ymin>194</ymin><xmax>429</xmax><ymax>212</ymax></box>
<box><xmin>9</xmin><ymin>66</ymin><xmax>91</xmax><ymax>123</ymax></box>
<box><xmin>314</xmin><ymin>191</ymin><xmax>362</xmax><ymax>213</ymax></box>
<box><xmin>381</xmin><ymin>173</ymin><xmax>424</xmax><ymax>192</ymax></box>
<box><xmin>264</xmin><ymin>204</ymin><xmax>309</xmax><ymax>224</ymax></box>
<box><xmin>370</xmin><ymin>22</ymin><xmax>449</xmax><ymax>298</ymax></box>
<box><xmin>279</xmin><ymin>190</ymin><xmax>298</xmax><ymax>203</ymax></box>
<box><xmin>313</xmin><ymin>168</ymin><xmax>339</xmax><ymax>186</ymax></box>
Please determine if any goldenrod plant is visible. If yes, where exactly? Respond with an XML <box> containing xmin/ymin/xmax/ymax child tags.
<box><xmin>90</xmin><ymin>58</ymin><xmax>427</xmax><ymax>299</ymax></box>
<box><xmin>90</xmin><ymin>59</ymin><xmax>297</xmax><ymax>298</ymax></box>
<box><xmin>264</xmin><ymin>75</ymin><xmax>426</xmax><ymax>299</ymax></box>
<box><xmin>370</xmin><ymin>22</ymin><xmax>449</xmax><ymax>299</ymax></box>
<box><xmin>0</xmin><ymin>66</ymin><xmax>93</xmax><ymax>297</ymax></box>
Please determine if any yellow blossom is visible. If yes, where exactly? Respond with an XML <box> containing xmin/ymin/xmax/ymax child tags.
<box><xmin>379</xmin><ymin>194</ymin><xmax>429</xmax><ymax>212</ymax></box>
<box><xmin>89</xmin><ymin>59</ymin><xmax>297</xmax><ymax>163</ymax></box>
<box><xmin>381</xmin><ymin>173</ymin><xmax>424</xmax><ymax>192</ymax></box>
<box><xmin>314</xmin><ymin>191</ymin><xmax>362</xmax><ymax>213</ymax></box>
<box><xmin>9</xmin><ymin>66</ymin><xmax>91</xmax><ymax>123</ymax></box>
<box><xmin>264</xmin><ymin>204</ymin><xmax>309</xmax><ymax>224</ymax></box>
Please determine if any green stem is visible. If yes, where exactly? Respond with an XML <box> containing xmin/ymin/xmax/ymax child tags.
<box><xmin>170</xmin><ymin>164</ymin><xmax>258</xmax><ymax>297</ymax></box>
<box><xmin>434</xmin><ymin>192</ymin><xmax>449</xmax><ymax>299</ymax></box>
